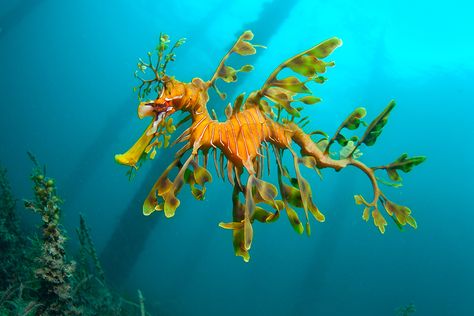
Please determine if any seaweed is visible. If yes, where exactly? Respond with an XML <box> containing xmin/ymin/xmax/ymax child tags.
<box><xmin>0</xmin><ymin>156</ymin><xmax>151</xmax><ymax>315</ymax></box>
<box><xmin>0</xmin><ymin>283</ymin><xmax>42</xmax><ymax>315</ymax></box>
<box><xmin>73</xmin><ymin>214</ymin><xmax>122</xmax><ymax>315</ymax></box>
<box><xmin>23</xmin><ymin>155</ymin><xmax>78</xmax><ymax>315</ymax></box>
<box><xmin>396</xmin><ymin>303</ymin><xmax>416</xmax><ymax>316</ymax></box>
<box><xmin>76</xmin><ymin>214</ymin><xmax>105</xmax><ymax>282</ymax></box>
<box><xmin>0</xmin><ymin>165</ymin><xmax>30</xmax><ymax>290</ymax></box>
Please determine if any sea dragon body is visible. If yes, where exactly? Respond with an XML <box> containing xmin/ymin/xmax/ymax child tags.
<box><xmin>116</xmin><ymin>31</ymin><xmax>425</xmax><ymax>261</ymax></box>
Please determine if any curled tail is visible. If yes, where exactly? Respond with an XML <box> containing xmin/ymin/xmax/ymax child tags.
<box><xmin>285</xmin><ymin>101</ymin><xmax>425</xmax><ymax>234</ymax></box>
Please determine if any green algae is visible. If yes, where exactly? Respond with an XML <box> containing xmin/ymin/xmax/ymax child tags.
<box><xmin>0</xmin><ymin>155</ymin><xmax>150</xmax><ymax>315</ymax></box>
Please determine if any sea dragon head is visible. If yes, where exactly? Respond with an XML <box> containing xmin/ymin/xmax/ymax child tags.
<box><xmin>115</xmin><ymin>35</ymin><xmax>186</xmax><ymax>170</ymax></box>
<box><xmin>136</xmin><ymin>76</ymin><xmax>183</xmax><ymax>132</ymax></box>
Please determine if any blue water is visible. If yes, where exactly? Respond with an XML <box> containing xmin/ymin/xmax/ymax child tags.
<box><xmin>1</xmin><ymin>0</ymin><xmax>473</xmax><ymax>315</ymax></box>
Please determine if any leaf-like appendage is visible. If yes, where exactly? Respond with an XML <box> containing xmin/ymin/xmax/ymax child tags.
<box><xmin>264</xmin><ymin>87</ymin><xmax>300</xmax><ymax>117</ymax></box>
<box><xmin>354</xmin><ymin>195</ymin><xmax>372</xmax><ymax>222</ymax></box>
<box><xmin>218</xmin><ymin>65</ymin><xmax>238</xmax><ymax>83</ymax></box>
<box><xmin>287</xmin><ymin>55</ymin><xmax>320</xmax><ymax>77</ymax></box>
<box><xmin>266</xmin><ymin>212</ymin><xmax>280</xmax><ymax>223</ymax></box>
<box><xmin>239</xmin><ymin>65</ymin><xmax>254</xmax><ymax>72</ymax></box>
<box><xmin>298</xmin><ymin>156</ymin><xmax>317</xmax><ymax>170</ymax></box>
<box><xmin>264</xmin><ymin>86</ymin><xmax>294</xmax><ymax>101</ymax></box>
<box><xmin>233</xmin><ymin>93</ymin><xmax>245</xmax><ymax>114</ymax></box>
<box><xmin>308</xmin><ymin>37</ymin><xmax>343</xmax><ymax>58</ymax></box>
<box><xmin>278</xmin><ymin>161</ymin><xmax>321</xmax><ymax>228</ymax></box>
<box><xmin>191</xmin><ymin>186</ymin><xmax>206</xmax><ymax>200</ymax></box>
<box><xmin>362</xmin><ymin>207</ymin><xmax>371</xmax><ymax>222</ymax></box>
<box><xmin>163</xmin><ymin>190</ymin><xmax>180</xmax><ymax>218</ymax></box>
<box><xmin>372</xmin><ymin>208</ymin><xmax>387</xmax><ymax>234</ymax></box>
<box><xmin>343</xmin><ymin>107</ymin><xmax>367</xmax><ymax>130</ymax></box>
<box><xmin>223</xmin><ymin>103</ymin><xmax>233</xmax><ymax>119</ymax></box>
<box><xmin>376</xmin><ymin>176</ymin><xmax>403</xmax><ymax>188</ymax></box>
<box><xmin>313</xmin><ymin>76</ymin><xmax>327</xmax><ymax>84</ymax></box>
<box><xmin>252</xmin><ymin>206</ymin><xmax>273</xmax><ymax>223</ymax></box>
<box><xmin>209</xmin><ymin>30</ymin><xmax>262</xmax><ymax>98</ymax></box>
<box><xmin>183</xmin><ymin>168</ymin><xmax>194</xmax><ymax>184</ymax></box>
<box><xmin>387</xmin><ymin>168</ymin><xmax>401</xmax><ymax>181</ymax></box>
<box><xmin>354</xmin><ymin>194</ymin><xmax>369</xmax><ymax>206</ymax></box>
<box><xmin>134</xmin><ymin>34</ymin><xmax>185</xmax><ymax>101</ymax></box>
<box><xmin>241</xmin><ymin>30</ymin><xmax>254</xmax><ymax>40</ymax></box>
<box><xmin>298</xmin><ymin>96</ymin><xmax>321</xmax><ymax>105</ymax></box>
<box><xmin>243</xmin><ymin>217</ymin><xmax>253</xmax><ymax>250</ymax></box>
<box><xmin>253</xmin><ymin>37</ymin><xmax>341</xmax><ymax>121</ymax></box>
<box><xmin>165</xmin><ymin>117</ymin><xmax>176</xmax><ymax>133</ymax></box>
<box><xmin>253</xmin><ymin>178</ymin><xmax>278</xmax><ymax>203</ymax></box>
<box><xmin>306</xmin><ymin>222</ymin><xmax>311</xmax><ymax>236</ymax></box>
<box><xmin>115</xmin><ymin>122</ymin><xmax>156</xmax><ymax>168</ymax></box>
<box><xmin>360</xmin><ymin>100</ymin><xmax>396</xmax><ymax>146</ymax></box>
<box><xmin>285</xmin><ymin>205</ymin><xmax>304</xmax><ymax>234</ymax></box>
<box><xmin>390</xmin><ymin>154</ymin><xmax>426</xmax><ymax>173</ymax></box>
<box><xmin>308</xmin><ymin>201</ymin><xmax>325</xmax><ymax>222</ymax></box>
<box><xmin>382</xmin><ymin>200</ymin><xmax>417</xmax><ymax>229</ymax></box>
<box><xmin>258</xmin><ymin>99</ymin><xmax>274</xmax><ymax>116</ymax></box>
<box><xmin>340</xmin><ymin>141</ymin><xmax>363</xmax><ymax>159</ymax></box>
<box><xmin>193</xmin><ymin>165</ymin><xmax>212</xmax><ymax>186</ymax></box>
<box><xmin>219</xmin><ymin>221</ymin><xmax>244</xmax><ymax>230</ymax></box>
<box><xmin>233</xmin><ymin>228</ymin><xmax>250</xmax><ymax>262</ymax></box>
<box><xmin>234</xmin><ymin>40</ymin><xmax>257</xmax><ymax>56</ymax></box>
<box><xmin>143</xmin><ymin>191</ymin><xmax>158</xmax><ymax>216</ymax></box>
<box><xmin>376</xmin><ymin>153</ymin><xmax>426</xmax><ymax>182</ymax></box>
<box><xmin>142</xmin><ymin>168</ymin><xmax>175</xmax><ymax>216</ymax></box>
<box><xmin>269</xmin><ymin>77</ymin><xmax>311</xmax><ymax>94</ymax></box>
<box><xmin>280</xmin><ymin>182</ymin><xmax>303</xmax><ymax>208</ymax></box>
<box><xmin>335</xmin><ymin>134</ymin><xmax>348</xmax><ymax>146</ymax></box>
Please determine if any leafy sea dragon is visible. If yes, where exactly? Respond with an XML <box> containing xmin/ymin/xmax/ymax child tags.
<box><xmin>115</xmin><ymin>31</ymin><xmax>425</xmax><ymax>262</ymax></box>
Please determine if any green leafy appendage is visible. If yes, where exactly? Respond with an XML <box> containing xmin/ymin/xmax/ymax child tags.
<box><xmin>134</xmin><ymin>34</ymin><xmax>186</xmax><ymax>101</ymax></box>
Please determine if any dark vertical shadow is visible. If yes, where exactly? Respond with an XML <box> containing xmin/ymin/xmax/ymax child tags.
<box><xmin>99</xmin><ymin>144</ymin><xmax>176</xmax><ymax>287</ymax></box>
<box><xmin>100</xmin><ymin>0</ymin><xmax>299</xmax><ymax>287</ymax></box>
<box><xmin>0</xmin><ymin>0</ymin><xmax>43</xmax><ymax>39</ymax></box>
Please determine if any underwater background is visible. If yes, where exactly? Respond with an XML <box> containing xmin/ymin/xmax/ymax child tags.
<box><xmin>0</xmin><ymin>0</ymin><xmax>473</xmax><ymax>315</ymax></box>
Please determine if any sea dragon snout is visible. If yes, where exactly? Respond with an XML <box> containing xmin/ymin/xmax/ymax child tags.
<box><xmin>115</xmin><ymin>99</ymin><xmax>178</xmax><ymax>168</ymax></box>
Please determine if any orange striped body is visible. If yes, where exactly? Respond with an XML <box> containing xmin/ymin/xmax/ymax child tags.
<box><xmin>190</xmin><ymin>107</ymin><xmax>291</xmax><ymax>167</ymax></box>
<box><xmin>158</xmin><ymin>78</ymin><xmax>293</xmax><ymax>168</ymax></box>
